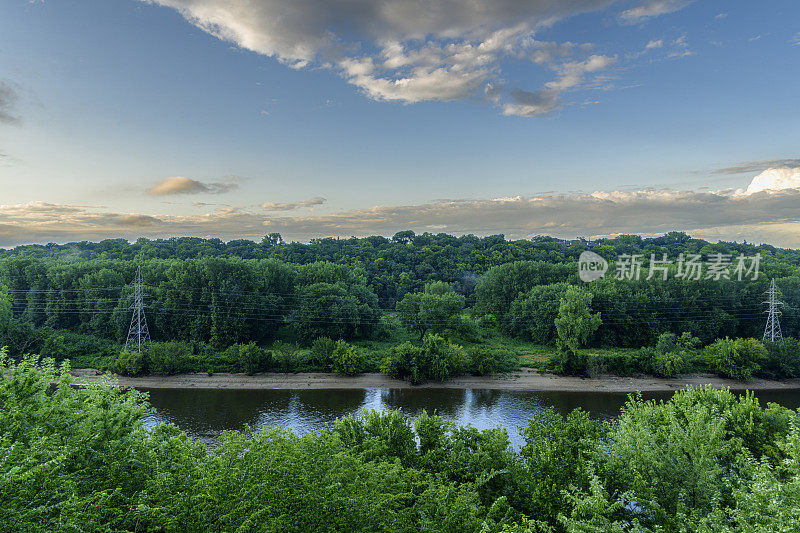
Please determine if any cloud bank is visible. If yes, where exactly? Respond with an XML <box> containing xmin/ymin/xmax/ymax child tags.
<box><xmin>6</xmin><ymin>169</ymin><xmax>800</xmax><ymax>247</ymax></box>
<box><xmin>143</xmin><ymin>0</ymin><xmax>685</xmax><ymax>117</ymax></box>
<box><xmin>146</xmin><ymin>176</ymin><xmax>239</xmax><ymax>195</ymax></box>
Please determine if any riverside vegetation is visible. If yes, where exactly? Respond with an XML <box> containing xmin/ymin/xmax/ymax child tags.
<box><xmin>2</xmin><ymin>231</ymin><xmax>800</xmax><ymax>382</ymax></box>
<box><xmin>3</xmin><ymin>353</ymin><xmax>800</xmax><ymax>532</ymax></box>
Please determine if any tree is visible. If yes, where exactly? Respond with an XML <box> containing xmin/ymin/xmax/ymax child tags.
<box><xmin>290</xmin><ymin>282</ymin><xmax>380</xmax><ymax>342</ymax></box>
<box><xmin>261</xmin><ymin>232</ymin><xmax>283</xmax><ymax>247</ymax></box>
<box><xmin>553</xmin><ymin>287</ymin><xmax>602</xmax><ymax>375</ymax></box>
<box><xmin>396</xmin><ymin>282</ymin><xmax>466</xmax><ymax>340</ymax></box>
<box><xmin>0</xmin><ymin>283</ymin><xmax>11</xmax><ymax>341</ymax></box>
<box><xmin>507</xmin><ymin>282</ymin><xmax>570</xmax><ymax>343</ymax></box>
<box><xmin>392</xmin><ymin>230</ymin><xmax>415</xmax><ymax>244</ymax></box>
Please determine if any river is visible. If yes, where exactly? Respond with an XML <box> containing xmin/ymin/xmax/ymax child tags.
<box><xmin>141</xmin><ymin>387</ymin><xmax>800</xmax><ymax>448</ymax></box>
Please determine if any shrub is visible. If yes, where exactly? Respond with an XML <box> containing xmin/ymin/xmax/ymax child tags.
<box><xmin>330</xmin><ymin>340</ymin><xmax>365</xmax><ymax>375</ymax></box>
<box><xmin>147</xmin><ymin>340</ymin><xmax>192</xmax><ymax>374</ymax></box>
<box><xmin>309</xmin><ymin>337</ymin><xmax>336</xmax><ymax>368</ymax></box>
<box><xmin>650</xmin><ymin>332</ymin><xmax>696</xmax><ymax>377</ymax></box>
<box><xmin>39</xmin><ymin>331</ymin><xmax>119</xmax><ymax>365</ymax></box>
<box><xmin>271</xmin><ymin>341</ymin><xmax>301</xmax><ymax>372</ymax></box>
<box><xmin>111</xmin><ymin>350</ymin><xmax>145</xmax><ymax>376</ymax></box>
<box><xmin>704</xmin><ymin>337</ymin><xmax>765</xmax><ymax>380</ymax></box>
<box><xmin>381</xmin><ymin>334</ymin><xmax>467</xmax><ymax>385</ymax></box>
<box><xmin>466</xmin><ymin>349</ymin><xmax>497</xmax><ymax>376</ymax></box>
<box><xmin>234</xmin><ymin>342</ymin><xmax>271</xmax><ymax>375</ymax></box>
<box><xmin>760</xmin><ymin>338</ymin><xmax>800</xmax><ymax>378</ymax></box>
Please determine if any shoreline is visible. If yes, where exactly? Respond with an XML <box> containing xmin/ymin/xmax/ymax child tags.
<box><xmin>69</xmin><ymin>368</ymin><xmax>800</xmax><ymax>393</ymax></box>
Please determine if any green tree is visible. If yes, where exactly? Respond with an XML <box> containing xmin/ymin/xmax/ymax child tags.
<box><xmin>507</xmin><ymin>282</ymin><xmax>570</xmax><ymax>344</ymax></box>
<box><xmin>553</xmin><ymin>287</ymin><xmax>602</xmax><ymax>375</ymax></box>
<box><xmin>0</xmin><ymin>283</ymin><xmax>11</xmax><ymax>344</ymax></box>
<box><xmin>290</xmin><ymin>282</ymin><xmax>380</xmax><ymax>342</ymax></box>
<box><xmin>396</xmin><ymin>281</ymin><xmax>466</xmax><ymax>340</ymax></box>
<box><xmin>261</xmin><ymin>232</ymin><xmax>283</xmax><ymax>247</ymax></box>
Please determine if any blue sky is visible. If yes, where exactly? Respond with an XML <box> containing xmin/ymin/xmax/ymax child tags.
<box><xmin>1</xmin><ymin>0</ymin><xmax>799</xmax><ymax>246</ymax></box>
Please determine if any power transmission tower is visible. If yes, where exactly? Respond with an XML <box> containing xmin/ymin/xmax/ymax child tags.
<box><xmin>763</xmin><ymin>278</ymin><xmax>784</xmax><ymax>343</ymax></box>
<box><xmin>125</xmin><ymin>265</ymin><xmax>152</xmax><ymax>353</ymax></box>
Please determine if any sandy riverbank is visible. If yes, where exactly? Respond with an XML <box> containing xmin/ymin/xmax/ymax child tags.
<box><xmin>68</xmin><ymin>368</ymin><xmax>800</xmax><ymax>393</ymax></box>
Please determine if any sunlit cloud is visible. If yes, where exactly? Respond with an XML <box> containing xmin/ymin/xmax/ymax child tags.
<box><xmin>146</xmin><ymin>176</ymin><xmax>239</xmax><ymax>195</ymax></box>
<box><xmin>261</xmin><ymin>197</ymin><xmax>326</xmax><ymax>211</ymax></box>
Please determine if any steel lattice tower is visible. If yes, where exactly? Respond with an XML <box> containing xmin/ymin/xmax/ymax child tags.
<box><xmin>763</xmin><ymin>278</ymin><xmax>784</xmax><ymax>343</ymax></box>
<box><xmin>125</xmin><ymin>265</ymin><xmax>152</xmax><ymax>353</ymax></box>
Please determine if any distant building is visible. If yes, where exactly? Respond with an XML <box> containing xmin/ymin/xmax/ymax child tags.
<box><xmin>552</xmin><ymin>238</ymin><xmax>600</xmax><ymax>248</ymax></box>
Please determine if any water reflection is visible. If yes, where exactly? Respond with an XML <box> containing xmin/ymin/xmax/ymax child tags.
<box><xmin>142</xmin><ymin>387</ymin><xmax>800</xmax><ymax>449</ymax></box>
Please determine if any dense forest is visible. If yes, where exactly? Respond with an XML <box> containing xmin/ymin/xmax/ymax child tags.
<box><xmin>2</xmin><ymin>231</ymin><xmax>800</xmax><ymax>380</ymax></box>
<box><xmin>3</xmin><ymin>356</ymin><xmax>800</xmax><ymax>531</ymax></box>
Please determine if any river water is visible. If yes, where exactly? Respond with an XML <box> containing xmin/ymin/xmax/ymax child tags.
<box><xmin>141</xmin><ymin>387</ymin><xmax>800</xmax><ymax>448</ymax></box>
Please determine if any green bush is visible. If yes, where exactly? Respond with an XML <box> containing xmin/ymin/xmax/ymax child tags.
<box><xmin>381</xmin><ymin>334</ymin><xmax>467</xmax><ymax>384</ymax></box>
<box><xmin>760</xmin><ymin>338</ymin><xmax>800</xmax><ymax>378</ymax></box>
<box><xmin>270</xmin><ymin>341</ymin><xmax>302</xmax><ymax>372</ymax></box>
<box><xmin>465</xmin><ymin>348</ymin><xmax>516</xmax><ymax>376</ymax></box>
<box><xmin>111</xmin><ymin>350</ymin><xmax>145</xmax><ymax>376</ymax></box>
<box><xmin>234</xmin><ymin>342</ymin><xmax>271</xmax><ymax>375</ymax></box>
<box><xmin>330</xmin><ymin>340</ymin><xmax>365</xmax><ymax>375</ymax></box>
<box><xmin>147</xmin><ymin>340</ymin><xmax>192</xmax><ymax>374</ymax></box>
<box><xmin>39</xmin><ymin>331</ymin><xmax>119</xmax><ymax>365</ymax></box>
<box><xmin>309</xmin><ymin>336</ymin><xmax>336</xmax><ymax>368</ymax></box>
<box><xmin>649</xmin><ymin>332</ymin><xmax>699</xmax><ymax>377</ymax></box>
<box><xmin>703</xmin><ymin>337</ymin><xmax>765</xmax><ymax>380</ymax></box>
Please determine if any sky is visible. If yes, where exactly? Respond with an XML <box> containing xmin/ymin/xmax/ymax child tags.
<box><xmin>0</xmin><ymin>0</ymin><xmax>799</xmax><ymax>247</ymax></box>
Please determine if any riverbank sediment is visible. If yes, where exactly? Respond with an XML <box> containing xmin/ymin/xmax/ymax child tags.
<box><xmin>68</xmin><ymin>368</ymin><xmax>800</xmax><ymax>392</ymax></box>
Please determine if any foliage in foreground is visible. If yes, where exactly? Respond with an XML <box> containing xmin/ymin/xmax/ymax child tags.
<box><xmin>3</xmin><ymin>354</ymin><xmax>800</xmax><ymax>532</ymax></box>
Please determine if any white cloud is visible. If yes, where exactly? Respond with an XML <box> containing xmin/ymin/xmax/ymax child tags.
<box><xmin>142</xmin><ymin>0</ymin><xmax>638</xmax><ymax>116</ymax></box>
<box><xmin>146</xmin><ymin>176</ymin><xmax>239</xmax><ymax>195</ymax></box>
<box><xmin>645</xmin><ymin>39</ymin><xmax>663</xmax><ymax>50</ymax></box>
<box><xmin>620</xmin><ymin>0</ymin><xmax>692</xmax><ymax>24</ymax></box>
<box><xmin>745</xmin><ymin>167</ymin><xmax>800</xmax><ymax>194</ymax></box>
<box><xmin>261</xmin><ymin>197</ymin><xmax>326</xmax><ymax>211</ymax></box>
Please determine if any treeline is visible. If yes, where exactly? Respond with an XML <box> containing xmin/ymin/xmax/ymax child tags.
<box><xmin>2</xmin><ymin>230</ymin><xmax>799</xmax><ymax>302</ymax></box>
<box><xmin>5</xmin><ymin>356</ymin><xmax>800</xmax><ymax>531</ymax></box>
<box><xmin>3</xmin><ymin>231</ymin><xmax>800</xmax><ymax>380</ymax></box>
<box><xmin>2</xmin><ymin>255</ymin><xmax>799</xmax><ymax>351</ymax></box>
